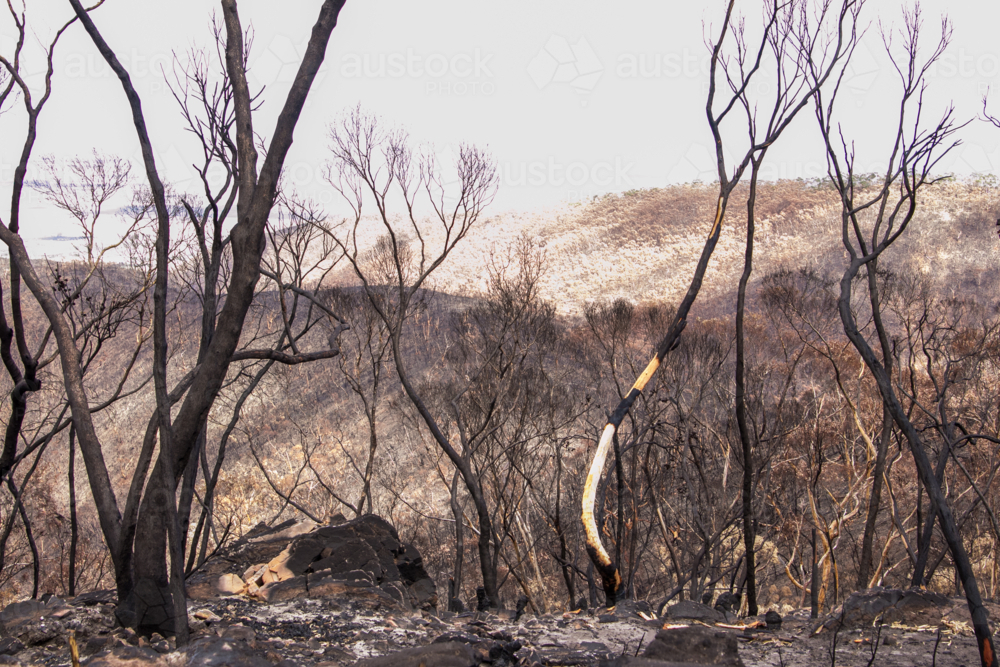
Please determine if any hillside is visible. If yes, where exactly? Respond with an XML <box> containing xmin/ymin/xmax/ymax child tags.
<box><xmin>327</xmin><ymin>178</ymin><xmax>1000</xmax><ymax>317</ymax></box>
<box><xmin>4</xmin><ymin>177</ymin><xmax>1000</xmax><ymax>643</ymax></box>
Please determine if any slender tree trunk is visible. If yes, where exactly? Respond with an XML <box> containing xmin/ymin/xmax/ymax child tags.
<box><xmin>810</xmin><ymin>528</ymin><xmax>819</xmax><ymax>619</ymax></box>
<box><xmin>912</xmin><ymin>441</ymin><xmax>951</xmax><ymax>585</ymax></box>
<box><xmin>839</xmin><ymin>264</ymin><xmax>997</xmax><ymax>667</ymax></box>
<box><xmin>449</xmin><ymin>470</ymin><xmax>465</xmax><ymax>611</ymax></box>
<box><xmin>858</xmin><ymin>408</ymin><xmax>891</xmax><ymax>588</ymax></box>
<box><xmin>553</xmin><ymin>445</ymin><xmax>577</xmax><ymax>608</ymax></box>
<box><xmin>68</xmin><ymin>426</ymin><xmax>79</xmax><ymax>597</ymax></box>
<box><xmin>735</xmin><ymin>159</ymin><xmax>762</xmax><ymax>616</ymax></box>
<box><xmin>612</xmin><ymin>433</ymin><xmax>625</xmax><ymax>595</ymax></box>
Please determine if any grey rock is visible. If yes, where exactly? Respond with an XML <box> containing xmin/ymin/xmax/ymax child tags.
<box><xmin>714</xmin><ymin>592</ymin><xmax>740</xmax><ymax>614</ymax></box>
<box><xmin>663</xmin><ymin>600</ymin><xmax>726</xmax><ymax>624</ymax></box>
<box><xmin>824</xmin><ymin>587</ymin><xmax>952</xmax><ymax>630</ymax></box>
<box><xmin>642</xmin><ymin>625</ymin><xmax>744</xmax><ymax>666</ymax></box>
<box><xmin>352</xmin><ymin>641</ymin><xmax>478</xmax><ymax>667</ymax></box>
<box><xmin>0</xmin><ymin>638</ymin><xmax>23</xmax><ymax>656</ymax></box>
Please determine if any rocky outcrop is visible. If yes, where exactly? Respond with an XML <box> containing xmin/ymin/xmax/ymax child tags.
<box><xmin>186</xmin><ymin>515</ymin><xmax>437</xmax><ymax>612</ymax></box>
<box><xmin>601</xmin><ymin>625</ymin><xmax>745</xmax><ymax>666</ymax></box>
<box><xmin>820</xmin><ymin>587</ymin><xmax>952</xmax><ymax>631</ymax></box>
<box><xmin>662</xmin><ymin>600</ymin><xmax>726</xmax><ymax>624</ymax></box>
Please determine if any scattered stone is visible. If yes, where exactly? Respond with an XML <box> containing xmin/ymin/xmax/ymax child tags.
<box><xmin>221</xmin><ymin>624</ymin><xmax>256</xmax><ymax>643</ymax></box>
<box><xmin>191</xmin><ymin>609</ymin><xmax>221</xmax><ymax>623</ymax></box>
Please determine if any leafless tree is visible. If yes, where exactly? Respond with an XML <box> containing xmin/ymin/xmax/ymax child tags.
<box><xmin>810</xmin><ymin>6</ymin><xmax>996</xmax><ymax>664</ymax></box>
<box><xmin>319</xmin><ymin>106</ymin><xmax>502</xmax><ymax>602</ymax></box>
<box><xmin>582</xmin><ymin>0</ymin><xmax>861</xmax><ymax>607</ymax></box>
<box><xmin>0</xmin><ymin>0</ymin><xmax>348</xmax><ymax>641</ymax></box>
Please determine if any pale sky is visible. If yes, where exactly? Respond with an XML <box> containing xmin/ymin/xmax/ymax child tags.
<box><xmin>1</xmin><ymin>0</ymin><xmax>998</xmax><ymax>258</ymax></box>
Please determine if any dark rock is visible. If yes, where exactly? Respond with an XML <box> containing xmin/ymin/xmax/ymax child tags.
<box><xmin>378</xmin><ymin>581</ymin><xmax>409</xmax><ymax>608</ymax></box>
<box><xmin>221</xmin><ymin>624</ymin><xmax>257</xmax><ymax>642</ymax></box>
<box><xmin>206</xmin><ymin>515</ymin><xmax>436</xmax><ymax>611</ymax></box>
<box><xmin>824</xmin><ymin>587</ymin><xmax>952</xmax><ymax>631</ymax></box>
<box><xmin>255</xmin><ymin>576</ymin><xmax>309</xmax><ymax>603</ymax></box>
<box><xmin>307</xmin><ymin>573</ymin><xmax>402</xmax><ymax>611</ymax></box>
<box><xmin>642</xmin><ymin>625</ymin><xmax>744</xmax><ymax>666</ymax></box>
<box><xmin>0</xmin><ymin>599</ymin><xmax>47</xmax><ymax>628</ymax></box>
<box><xmin>714</xmin><ymin>592</ymin><xmax>740</xmax><ymax>614</ymax></box>
<box><xmin>515</xmin><ymin>595</ymin><xmax>529</xmax><ymax>621</ymax></box>
<box><xmin>764</xmin><ymin>610</ymin><xmax>782</xmax><ymax>631</ymax></box>
<box><xmin>663</xmin><ymin>600</ymin><xmax>726</xmax><ymax>623</ymax></box>
<box><xmin>71</xmin><ymin>590</ymin><xmax>117</xmax><ymax>607</ymax></box>
<box><xmin>432</xmin><ymin>630</ymin><xmax>483</xmax><ymax>645</ymax></box>
<box><xmin>476</xmin><ymin>586</ymin><xmax>491</xmax><ymax>611</ymax></box>
<box><xmin>574</xmin><ymin>596</ymin><xmax>589</xmax><ymax>611</ymax></box>
<box><xmin>0</xmin><ymin>638</ymin><xmax>23</xmax><ymax>656</ymax></box>
<box><xmin>84</xmin><ymin>636</ymin><xmax>110</xmax><ymax>655</ymax></box>
<box><xmin>6</xmin><ymin>615</ymin><xmax>63</xmax><ymax>647</ymax></box>
<box><xmin>309</xmin><ymin>541</ymin><xmax>382</xmax><ymax>579</ymax></box>
<box><xmin>353</xmin><ymin>641</ymin><xmax>478</xmax><ymax>666</ymax></box>
<box><xmin>448</xmin><ymin>597</ymin><xmax>465</xmax><ymax>613</ymax></box>
<box><xmin>406</xmin><ymin>575</ymin><xmax>438</xmax><ymax>611</ymax></box>
<box><xmin>611</xmin><ymin>599</ymin><xmax>653</xmax><ymax>618</ymax></box>
<box><xmin>526</xmin><ymin>644</ymin><xmax>615</xmax><ymax>665</ymax></box>
<box><xmin>83</xmin><ymin>644</ymin><xmax>165</xmax><ymax>666</ymax></box>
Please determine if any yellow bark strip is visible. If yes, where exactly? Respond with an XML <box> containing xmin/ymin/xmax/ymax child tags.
<box><xmin>582</xmin><ymin>423</ymin><xmax>617</xmax><ymax>568</ymax></box>
<box><xmin>69</xmin><ymin>630</ymin><xmax>80</xmax><ymax>667</ymax></box>
<box><xmin>632</xmin><ymin>356</ymin><xmax>661</xmax><ymax>394</ymax></box>
<box><xmin>709</xmin><ymin>195</ymin><xmax>724</xmax><ymax>238</ymax></box>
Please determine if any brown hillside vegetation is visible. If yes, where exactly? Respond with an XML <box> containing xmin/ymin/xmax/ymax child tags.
<box><xmin>4</xmin><ymin>178</ymin><xmax>1000</xmax><ymax>617</ymax></box>
<box><xmin>390</xmin><ymin>178</ymin><xmax>1000</xmax><ymax>316</ymax></box>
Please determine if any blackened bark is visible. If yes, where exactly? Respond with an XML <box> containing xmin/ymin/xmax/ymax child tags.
<box><xmin>65</xmin><ymin>0</ymin><xmax>347</xmax><ymax>634</ymax></box>
<box><xmin>68</xmin><ymin>426</ymin><xmax>78</xmax><ymax>597</ymax></box>
<box><xmin>839</xmin><ymin>262</ymin><xmax>997</xmax><ymax>667</ymax></box>
<box><xmin>735</xmin><ymin>158</ymin><xmax>763</xmax><ymax>616</ymax></box>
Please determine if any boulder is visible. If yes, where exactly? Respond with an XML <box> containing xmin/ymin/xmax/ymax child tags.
<box><xmin>639</xmin><ymin>626</ymin><xmax>744</xmax><ymax>666</ymax></box>
<box><xmin>714</xmin><ymin>592</ymin><xmax>740</xmax><ymax>614</ymax></box>
<box><xmin>0</xmin><ymin>597</ymin><xmax>70</xmax><ymax>647</ymax></box>
<box><xmin>823</xmin><ymin>587</ymin><xmax>952</xmax><ymax>630</ymax></box>
<box><xmin>663</xmin><ymin>600</ymin><xmax>726</xmax><ymax>624</ymax></box>
<box><xmin>200</xmin><ymin>514</ymin><xmax>437</xmax><ymax>611</ymax></box>
<box><xmin>215</xmin><ymin>574</ymin><xmax>245</xmax><ymax>595</ymax></box>
<box><xmin>254</xmin><ymin>575</ymin><xmax>309</xmax><ymax>603</ymax></box>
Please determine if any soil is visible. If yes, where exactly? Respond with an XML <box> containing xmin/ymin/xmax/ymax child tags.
<box><xmin>0</xmin><ymin>591</ymin><xmax>987</xmax><ymax>666</ymax></box>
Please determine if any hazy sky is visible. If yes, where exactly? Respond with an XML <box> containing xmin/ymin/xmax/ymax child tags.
<box><xmin>1</xmin><ymin>0</ymin><xmax>998</xmax><ymax>257</ymax></box>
